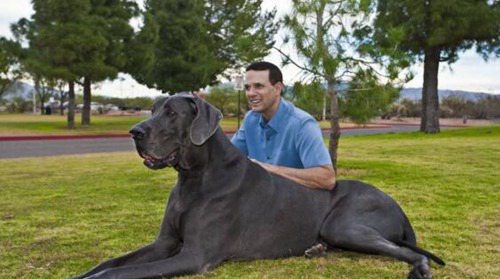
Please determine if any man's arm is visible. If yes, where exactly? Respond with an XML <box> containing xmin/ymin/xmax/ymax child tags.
<box><xmin>252</xmin><ymin>160</ymin><xmax>336</xmax><ymax>190</ymax></box>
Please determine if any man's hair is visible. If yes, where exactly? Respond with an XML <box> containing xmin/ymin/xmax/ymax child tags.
<box><xmin>246</xmin><ymin>61</ymin><xmax>283</xmax><ymax>85</ymax></box>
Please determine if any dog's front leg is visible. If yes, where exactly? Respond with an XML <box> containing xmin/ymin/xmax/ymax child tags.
<box><xmin>73</xmin><ymin>237</ymin><xmax>180</xmax><ymax>279</ymax></box>
<box><xmin>83</xmin><ymin>249</ymin><xmax>213</xmax><ymax>279</ymax></box>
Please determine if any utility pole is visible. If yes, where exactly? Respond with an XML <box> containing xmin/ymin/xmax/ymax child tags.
<box><xmin>233</xmin><ymin>74</ymin><xmax>244</xmax><ymax>130</ymax></box>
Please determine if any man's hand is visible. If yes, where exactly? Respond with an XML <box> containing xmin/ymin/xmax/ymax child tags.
<box><xmin>250</xmin><ymin>159</ymin><xmax>336</xmax><ymax>190</ymax></box>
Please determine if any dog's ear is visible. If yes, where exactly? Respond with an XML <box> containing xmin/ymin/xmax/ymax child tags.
<box><xmin>189</xmin><ymin>96</ymin><xmax>223</xmax><ymax>146</ymax></box>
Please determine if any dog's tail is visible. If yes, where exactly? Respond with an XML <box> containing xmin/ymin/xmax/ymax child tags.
<box><xmin>396</xmin><ymin>240</ymin><xmax>446</xmax><ymax>266</ymax></box>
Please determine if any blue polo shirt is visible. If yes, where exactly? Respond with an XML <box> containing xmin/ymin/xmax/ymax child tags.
<box><xmin>231</xmin><ymin>99</ymin><xmax>332</xmax><ymax>169</ymax></box>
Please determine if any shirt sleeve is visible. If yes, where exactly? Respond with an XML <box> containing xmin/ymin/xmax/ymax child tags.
<box><xmin>295</xmin><ymin>118</ymin><xmax>332</xmax><ymax>168</ymax></box>
<box><xmin>231</xmin><ymin>119</ymin><xmax>248</xmax><ymax>156</ymax></box>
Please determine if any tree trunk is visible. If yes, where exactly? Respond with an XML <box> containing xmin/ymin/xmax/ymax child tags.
<box><xmin>39</xmin><ymin>97</ymin><xmax>45</xmax><ymax>115</ymax></box>
<box><xmin>67</xmin><ymin>81</ymin><xmax>75</xmax><ymax>129</ymax></box>
<box><xmin>420</xmin><ymin>47</ymin><xmax>441</xmax><ymax>133</ymax></box>
<box><xmin>322</xmin><ymin>91</ymin><xmax>326</xmax><ymax>121</ymax></box>
<box><xmin>59</xmin><ymin>83</ymin><xmax>65</xmax><ymax>116</ymax></box>
<box><xmin>82</xmin><ymin>77</ymin><xmax>91</xmax><ymax>127</ymax></box>
<box><xmin>60</xmin><ymin>92</ymin><xmax>65</xmax><ymax>116</ymax></box>
<box><xmin>327</xmin><ymin>79</ymin><xmax>340</xmax><ymax>173</ymax></box>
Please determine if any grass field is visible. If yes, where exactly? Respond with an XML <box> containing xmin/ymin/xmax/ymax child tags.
<box><xmin>0</xmin><ymin>114</ymin><xmax>248</xmax><ymax>135</ymax></box>
<box><xmin>0</xmin><ymin>113</ymin><xmax>373</xmax><ymax>136</ymax></box>
<box><xmin>0</xmin><ymin>126</ymin><xmax>498</xmax><ymax>278</ymax></box>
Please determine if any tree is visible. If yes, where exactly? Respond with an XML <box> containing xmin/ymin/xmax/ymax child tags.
<box><xmin>282</xmin><ymin>0</ymin><xmax>410</xmax><ymax>170</ymax></box>
<box><xmin>292</xmin><ymin>81</ymin><xmax>330</xmax><ymax>120</ymax></box>
<box><xmin>205</xmin><ymin>85</ymin><xmax>238</xmax><ymax>116</ymax></box>
<box><xmin>128</xmin><ymin>0</ymin><xmax>277</xmax><ymax>93</ymax></box>
<box><xmin>0</xmin><ymin>38</ymin><xmax>22</xmax><ymax>98</ymax></box>
<box><xmin>13</xmin><ymin>0</ymin><xmax>138</xmax><ymax>126</ymax></box>
<box><xmin>342</xmin><ymin>70</ymin><xmax>400</xmax><ymax>125</ymax></box>
<box><xmin>374</xmin><ymin>0</ymin><xmax>500</xmax><ymax>133</ymax></box>
<box><xmin>78</xmin><ymin>0</ymin><xmax>138</xmax><ymax>126</ymax></box>
<box><xmin>33</xmin><ymin>75</ymin><xmax>56</xmax><ymax>114</ymax></box>
<box><xmin>55</xmin><ymin>81</ymin><xmax>67</xmax><ymax>116</ymax></box>
<box><xmin>12</xmin><ymin>0</ymin><xmax>90</xmax><ymax>127</ymax></box>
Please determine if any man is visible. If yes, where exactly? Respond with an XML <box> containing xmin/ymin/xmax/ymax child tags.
<box><xmin>231</xmin><ymin>61</ymin><xmax>336</xmax><ymax>190</ymax></box>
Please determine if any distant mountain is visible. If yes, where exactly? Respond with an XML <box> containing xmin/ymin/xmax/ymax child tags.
<box><xmin>400</xmin><ymin>88</ymin><xmax>499</xmax><ymax>101</ymax></box>
<box><xmin>1</xmin><ymin>81</ymin><xmax>34</xmax><ymax>101</ymax></box>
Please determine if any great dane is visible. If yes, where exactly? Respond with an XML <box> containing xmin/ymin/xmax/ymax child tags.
<box><xmin>74</xmin><ymin>93</ymin><xmax>444</xmax><ymax>279</ymax></box>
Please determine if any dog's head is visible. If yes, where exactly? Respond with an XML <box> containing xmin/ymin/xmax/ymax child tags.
<box><xmin>129</xmin><ymin>93</ymin><xmax>222</xmax><ymax>170</ymax></box>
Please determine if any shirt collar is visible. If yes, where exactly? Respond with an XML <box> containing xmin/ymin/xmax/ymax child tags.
<box><xmin>258</xmin><ymin>98</ymin><xmax>291</xmax><ymax>133</ymax></box>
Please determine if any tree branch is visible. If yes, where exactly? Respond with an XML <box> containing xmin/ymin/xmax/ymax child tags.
<box><xmin>273</xmin><ymin>46</ymin><xmax>326</xmax><ymax>79</ymax></box>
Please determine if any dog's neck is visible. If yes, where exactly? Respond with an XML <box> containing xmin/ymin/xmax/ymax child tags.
<box><xmin>176</xmin><ymin>128</ymin><xmax>246</xmax><ymax>177</ymax></box>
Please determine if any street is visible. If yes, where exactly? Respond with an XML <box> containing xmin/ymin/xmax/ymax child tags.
<box><xmin>0</xmin><ymin>125</ymin><xmax>423</xmax><ymax>159</ymax></box>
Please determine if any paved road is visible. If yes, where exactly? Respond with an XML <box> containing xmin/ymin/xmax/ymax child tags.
<box><xmin>0</xmin><ymin>125</ymin><xmax>422</xmax><ymax>159</ymax></box>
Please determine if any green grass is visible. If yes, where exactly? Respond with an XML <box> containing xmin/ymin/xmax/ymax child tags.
<box><xmin>0</xmin><ymin>126</ymin><xmax>498</xmax><ymax>278</ymax></box>
<box><xmin>0</xmin><ymin>114</ymin><xmax>370</xmax><ymax>136</ymax></box>
<box><xmin>0</xmin><ymin>114</ymin><xmax>242</xmax><ymax>135</ymax></box>
<box><xmin>0</xmin><ymin>114</ymin><xmax>147</xmax><ymax>135</ymax></box>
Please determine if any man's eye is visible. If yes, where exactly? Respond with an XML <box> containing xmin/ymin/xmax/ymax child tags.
<box><xmin>244</xmin><ymin>84</ymin><xmax>250</xmax><ymax>91</ymax></box>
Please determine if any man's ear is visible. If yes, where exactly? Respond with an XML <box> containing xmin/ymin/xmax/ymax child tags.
<box><xmin>274</xmin><ymin>81</ymin><xmax>284</xmax><ymax>96</ymax></box>
<box><xmin>189</xmin><ymin>97</ymin><xmax>223</xmax><ymax>146</ymax></box>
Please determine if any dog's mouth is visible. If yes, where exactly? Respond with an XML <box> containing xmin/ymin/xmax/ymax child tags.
<box><xmin>137</xmin><ymin>149</ymin><xmax>179</xmax><ymax>170</ymax></box>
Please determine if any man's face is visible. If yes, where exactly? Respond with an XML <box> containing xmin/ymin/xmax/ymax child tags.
<box><xmin>245</xmin><ymin>70</ymin><xmax>282</xmax><ymax>120</ymax></box>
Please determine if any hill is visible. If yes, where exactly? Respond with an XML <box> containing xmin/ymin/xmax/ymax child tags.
<box><xmin>399</xmin><ymin>88</ymin><xmax>499</xmax><ymax>101</ymax></box>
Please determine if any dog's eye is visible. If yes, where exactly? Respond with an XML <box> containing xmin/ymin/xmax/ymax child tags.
<box><xmin>166</xmin><ymin>110</ymin><xmax>176</xmax><ymax>116</ymax></box>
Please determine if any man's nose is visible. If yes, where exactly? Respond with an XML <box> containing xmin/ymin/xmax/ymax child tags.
<box><xmin>129</xmin><ymin>126</ymin><xmax>146</xmax><ymax>140</ymax></box>
<box><xmin>246</xmin><ymin>87</ymin><xmax>256</xmax><ymax>96</ymax></box>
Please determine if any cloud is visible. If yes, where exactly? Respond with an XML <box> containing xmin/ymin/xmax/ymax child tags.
<box><xmin>0</xmin><ymin>0</ymin><xmax>33</xmax><ymax>38</ymax></box>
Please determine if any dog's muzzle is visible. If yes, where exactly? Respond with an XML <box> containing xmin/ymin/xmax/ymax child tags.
<box><xmin>138</xmin><ymin>148</ymin><xmax>179</xmax><ymax>170</ymax></box>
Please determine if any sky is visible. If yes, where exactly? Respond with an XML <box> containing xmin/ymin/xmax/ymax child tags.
<box><xmin>1</xmin><ymin>0</ymin><xmax>499</xmax><ymax>98</ymax></box>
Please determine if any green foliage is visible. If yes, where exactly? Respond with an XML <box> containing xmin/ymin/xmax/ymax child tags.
<box><xmin>129</xmin><ymin>0</ymin><xmax>276</xmax><ymax>93</ymax></box>
<box><xmin>205</xmin><ymin>85</ymin><xmax>240</xmax><ymax>116</ymax></box>
<box><xmin>440</xmin><ymin>95</ymin><xmax>500</xmax><ymax>119</ymax></box>
<box><xmin>374</xmin><ymin>0</ymin><xmax>500</xmax><ymax>132</ymax></box>
<box><xmin>292</xmin><ymin>81</ymin><xmax>330</xmax><ymax>120</ymax></box>
<box><xmin>342</xmin><ymin>70</ymin><xmax>400</xmax><ymax>124</ymax></box>
<box><xmin>0</xmin><ymin>38</ymin><xmax>23</xmax><ymax>97</ymax></box>
<box><xmin>0</xmin><ymin>126</ymin><xmax>499</xmax><ymax>278</ymax></box>
<box><xmin>374</xmin><ymin>0</ymin><xmax>500</xmax><ymax>62</ymax></box>
<box><xmin>384</xmin><ymin>95</ymin><xmax>500</xmax><ymax>120</ymax></box>
<box><xmin>1</xmin><ymin>96</ymin><xmax>32</xmax><ymax>113</ymax></box>
<box><xmin>395</xmin><ymin>98</ymin><xmax>422</xmax><ymax>118</ymax></box>
<box><xmin>11</xmin><ymin>0</ymin><xmax>138</xmax><ymax>124</ymax></box>
<box><xmin>283</xmin><ymin>0</ymin><xmax>413</xmax><ymax>166</ymax></box>
<box><xmin>90</xmin><ymin>95</ymin><xmax>155</xmax><ymax>110</ymax></box>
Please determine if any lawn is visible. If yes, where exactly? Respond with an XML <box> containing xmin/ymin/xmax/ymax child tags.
<box><xmin>0</xmin><ymin>114</ymin><xmax>241</xmax><ymax>135</ymax></box>
<box><xmin>0</xmin><ymin>113</ymin><xmax>377</xmax><ymax>136</ymax></box>
<box><xmin>0</xmin><ymin>126</ymin><xmax>498</xmax><ymax>278</ymax></box>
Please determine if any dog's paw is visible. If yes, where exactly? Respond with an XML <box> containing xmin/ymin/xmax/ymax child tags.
<box><xmin>408</xmin><ymin>258</ymin><xmax>432</xmax><ymax>279</ymax></box>
<box><xmin>304</xmin><ymin>243</ymin><xmax>327</xmax><ymax>258</ymax></box>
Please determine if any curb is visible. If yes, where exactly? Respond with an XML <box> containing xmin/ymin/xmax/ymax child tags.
<box><xmin>0</xmin><ymin>134</ymin><xmax>131</xmax><ymax>141</ymax></box>
<box><xmin>1</xmin><ymin>124</ymin><xmax>466</xmax><ymax>142</ymax></box>
<box><xmin>0</xmin><ymin>125</ymin><xmax>391</xmax><ymax>142</ymax></box>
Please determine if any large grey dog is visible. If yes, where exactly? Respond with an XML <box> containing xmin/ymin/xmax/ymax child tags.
<box><xmin>75</xmin><ymin>93</ymin><xmax>444</xmax><ymax>279</ymax></box>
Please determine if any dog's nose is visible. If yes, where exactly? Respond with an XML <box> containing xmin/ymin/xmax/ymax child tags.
<box><xmin>129</xmin><ymin>126</ymin><xmax>146</xmax><ymax>140</ymax></box>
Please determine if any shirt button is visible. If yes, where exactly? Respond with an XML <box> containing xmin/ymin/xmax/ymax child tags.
<box><xmin>267</xmin><ymin>156</ymin><xmax>271</xmax><ymax>160</ymax></box>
